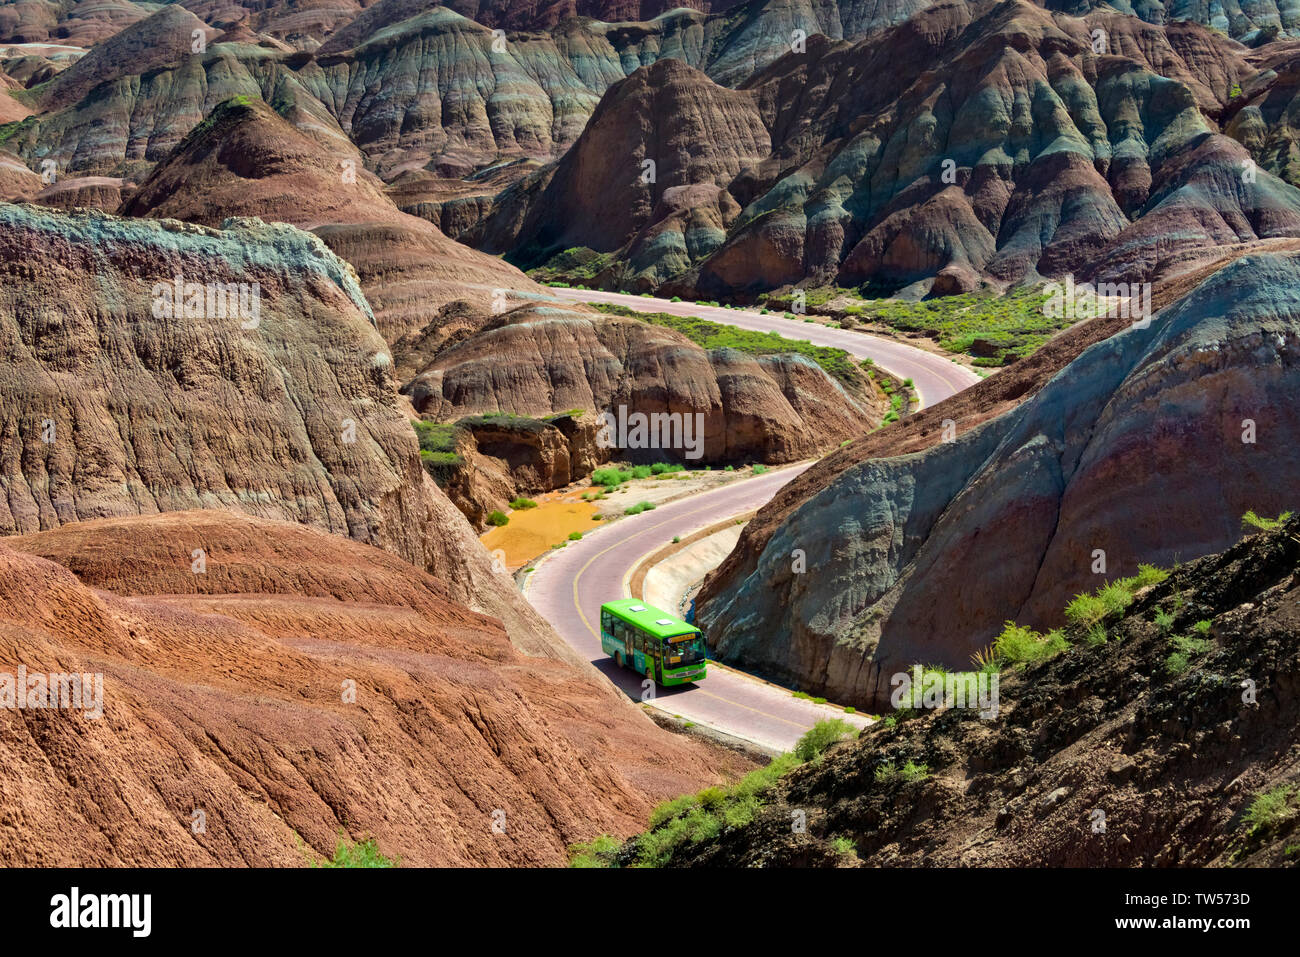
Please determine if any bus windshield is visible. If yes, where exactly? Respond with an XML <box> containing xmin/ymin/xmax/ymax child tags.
<box><xmin>663</xmin><ymin>635</ymin><xmax>706</xmax><ymax>666</ymax></box>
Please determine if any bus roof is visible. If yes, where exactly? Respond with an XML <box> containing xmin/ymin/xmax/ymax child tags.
<box><xmin>600</xmin><ymin>598</ymin><xmax>699</xmax><ymax>639</ymax></box>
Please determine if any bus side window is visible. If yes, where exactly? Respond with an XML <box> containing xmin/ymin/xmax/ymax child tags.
<box><xmin>600</xmin><ymin>611</ymin><xmax>609</xmax><ymax>634</ymax></box>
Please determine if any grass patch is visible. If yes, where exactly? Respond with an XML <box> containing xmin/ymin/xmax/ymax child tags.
<box><xmin>624</xmin><ymin>501</ymin><xmax>656</xmax><ymax>515</ymax></box>
<box><xmin>509</xmin><ymin>497</ymin><xmax>538</xmax><ymax>510</ymax></box>
<box><xmin>311</xmin><ymin>834</ymin><xmax>397</xmax><ymax>868</ymax></box>
<box><xmin>837</xmin><ymin>287</ymin><xmax>1061</xmax><ymax>365</ymax></box>
<box><xmin>486</xmin><ymin>510</ymin><xmax>509</xmax><ymax>527</ymax></box>
<box><xmin>568</xmin><ymin>834</ymin><xmax>621</xmax><ymax>868</ymax></box>
<box><xmin>874</xmin><ymin>759</ymin><xmax>930</xmax><ymax>785</ymax></box>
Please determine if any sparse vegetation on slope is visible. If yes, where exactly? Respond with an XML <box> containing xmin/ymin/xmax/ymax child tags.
<box><xmin>649</xmin><ymin>515</ymin><xmax>1300</xmax><ymax>866</ymax></box>
<box><xmin>567</xmin><ymin>719</ymin><xmax>860</xmax><ymax>868</ymax></box>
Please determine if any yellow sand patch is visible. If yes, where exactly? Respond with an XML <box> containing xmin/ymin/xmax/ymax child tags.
<box><xmin>480</xmin><ymin>496</ymin><xmax>599</xmax><ymax>569</ymax></box>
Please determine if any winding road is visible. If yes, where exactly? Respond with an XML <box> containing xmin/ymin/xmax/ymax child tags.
<box><xmin>523</xmin><ymin>291</ymin><xmax>980</xmax><ymax>751</ymax></box>
<box><xmin>551</xmin><ymin>288</ymin><xmax>981</xmax><ymax>408</ymax></box>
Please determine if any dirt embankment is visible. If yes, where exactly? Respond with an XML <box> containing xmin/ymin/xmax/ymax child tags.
<box><xmin>0</xmin><ymin>510</ymin><xmax>756</xmax><ymax>867</ymax></box>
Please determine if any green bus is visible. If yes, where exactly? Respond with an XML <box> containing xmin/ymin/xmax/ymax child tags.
<box><xmin>599</xmin><ymin>598</ymin><xmax>708</xmax><ymax>686</ymax></box>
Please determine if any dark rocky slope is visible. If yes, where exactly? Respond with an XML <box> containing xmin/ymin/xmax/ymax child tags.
<box><xmin>657</xmin><ymin>515</ymin><xmax>1300</xmax><ymax>866</ymax></box>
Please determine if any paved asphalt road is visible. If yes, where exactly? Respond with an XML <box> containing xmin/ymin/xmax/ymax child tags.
<box><xmin>523</xmin><ymin>464</ymin><xmax>880</xmax><ymax>752</ymax></box>
<box><xmin>523</xmin><ymin>291</ymin><xmax>981</xmax><ymax>751</ymax></box>
<box><xmin>549</xmin><ymin>288</ymin><xmax>981</xmax><ymax>409</ymax></box>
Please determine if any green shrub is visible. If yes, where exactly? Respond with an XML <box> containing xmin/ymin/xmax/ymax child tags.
<box><xmin>624</xmin><ymin>501</ymin><xmax>657</xmax><ymax>515</ymax></box>
<box><xmin>313</xmin><ymin>834</ymin><xmax>396</xmax><ymax>868</ymax></box>
<box><xmin>1242</xmin><ymin>785</ymin><xmax>1298</xmax><ymax>836</ymax></box>
<box><xmin>569</xmin><ymin>834</ymin><xmax>621</xmax><ymax>868</ymax></box>
<box><xmin>993</xmin><ymin>622</ymin><xmax>1068</xmax><ymax>666</ymax></box>
<box><xmin>696</xmin><ymin>786</ymin><xmax>727</xmax><ymax>810</ymax></box>
<box><xmin>1064</xmin><ymin>593</ymin><xmax>1107</xmax><ymax>627</ymax></box>
<box><xmin>1065</xmin><ymin>578</ymin><xmax>1134</xmax><ymax>628</ymax></box>
<box><xmin>567</xmin><ymin>531</ymin><xmax>583</xmax><ymax>541</ymax></box>
<box><xmin>1084</xmin><ymin>623</ymin><xmax>1109</xmax><ymax>647</ymax></box>
<box><xmin>1242</xmin><ymin>509</ymin><xmax>1293</xmax><ymax>531</ymax></box>
<box><xmin>486</xmin><ymin>511</ymin><xmax>509</xmax><ymax>527</ymax></box>
<box><xmin>1129</xmin><ymin>564</ymin><xmax>1170</xmax><ymax>589</ymax></box>
<box><xmin>591</xmin><ymin>468</ymin><xmax>631</xmax><ymax>487</ymax></box>
<box><xmin>752</xmin><ymin>464</ymin><xmax>768</xmax><ymax>474</ymax></box>
<box><xmin>793</xmin><ymin>719</ymin><xmax>857</xmax><ymax>761</ymax></box>
<box><xmin>1097</xmin><ymin>580</ymin><xmax>1136</xmax><ymax>617</ymax></box>
<box><xmin>648</xmin><ymin>794</ymin><xmax>698</xmax><ymax>829</ymax></box>
<box><xmin>831</xmin><ymin>836</ymin><xmax>858</xmax><ymax>857</ymax></box>
<box><xmin>509</xmin><ymin>497</ymin><xmax>538</xmax><ymax>510</ymax></box>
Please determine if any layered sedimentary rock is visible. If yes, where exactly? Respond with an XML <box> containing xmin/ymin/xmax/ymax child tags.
<box><xmin>0</xmin><ymin>202</ymin><xmax>559</xmax><ymax>658</ymax></box>
<box><xmin>120</xmin><ymin>96</ymin><xmax>542</xmax><ymax>338</ymax></box>
<box><xmin>435</xmin><ymin>412</ymin><xmax>607</xmax><ymax>528</ymax></box>
<box><xmin>470</xmin><ymin>57</ymin><xmax>770</xmax><ymax>289</ymax></box>
<box><xmin>0</xmin><ymin>0</ymin><xmax>151</xmax><ymax>47</ymax></box>
<box><xmin>0</xmin><ymin>511</ymin><xmax>750</xmax><ymax>866</ymax></box>
<box><xmin>0</xmin><ymin>148</ymin><xmax>40</xmax><ymax>199</ymax></box>
<box><xmin>472</xmin><ymin>1</ymin><xmax>1298</xmax><ymax>298</ymax></box>
<box><xmin>403</xmin><ymin>303</ymin><xmax>878</xmax><ymax>463</ymax></box>
<box><xmin>119</xmin><ymin>96</ymin><xmax>877</xmax><ymax>474</ymax></box>
<box><xmin>698</xmin><ymin>250</ymin><xmax>1300</xmax><ymax>709</ymax></box>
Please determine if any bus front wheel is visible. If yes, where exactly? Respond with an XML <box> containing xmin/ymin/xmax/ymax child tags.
<box><xmin>613</xmin><ymin>652</ymin><xmax>624</xmax><ymax>669</ymax></box>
